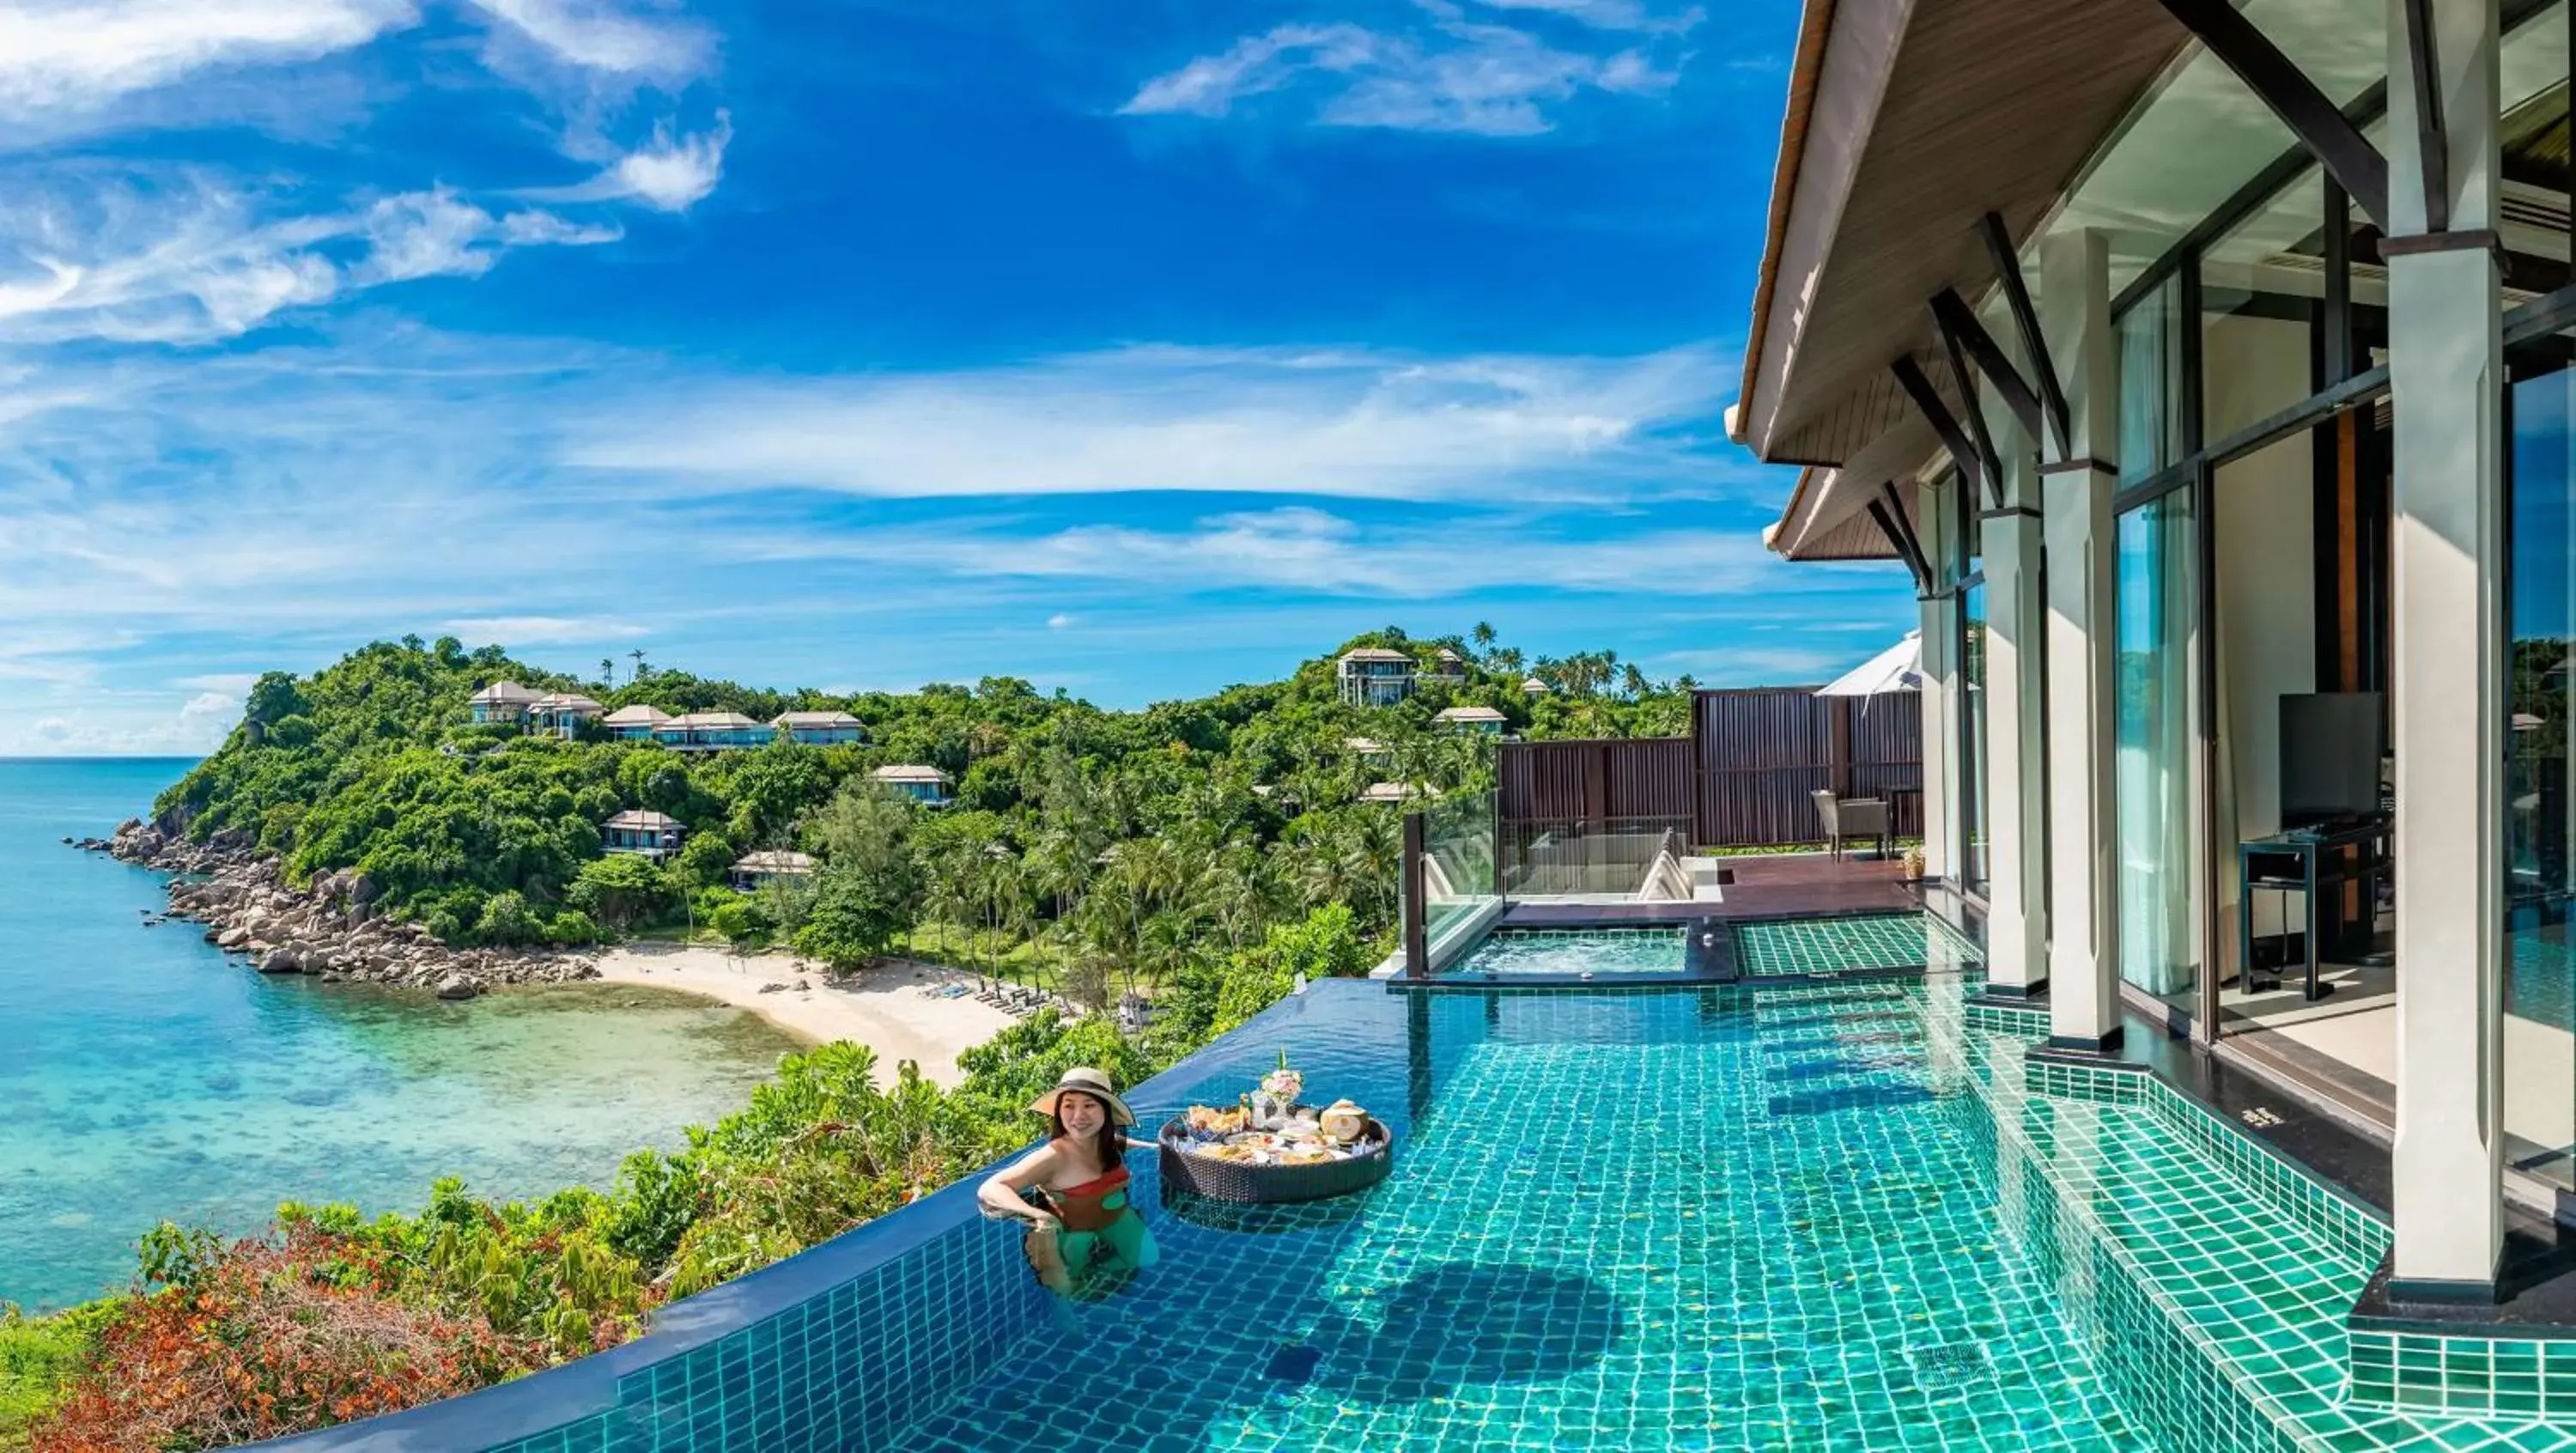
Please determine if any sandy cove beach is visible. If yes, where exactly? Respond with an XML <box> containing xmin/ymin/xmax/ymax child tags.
<box><xmin>591</xmin><ymin>944</ymin><xmax>1016</xmax><ymax>1088</ymax></box>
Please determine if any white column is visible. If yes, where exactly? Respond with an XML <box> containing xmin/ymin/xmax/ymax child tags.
<box><xmin>2039</xmin><ymin>228</ymin><xmax>2123</xmax><ymax>1049</ymax></box>
<box><xmin>1981</xmin><ymin>448</ymin><xmax>2050</xmax><ymax>994</ymax></box>
<box><xmin>2385</xmin><ymin>0</ymin><xmax>2505</xmax><ymax>1297</ymax></box>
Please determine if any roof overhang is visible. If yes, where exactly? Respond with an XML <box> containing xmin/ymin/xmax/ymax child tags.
<box><xmin>1765</xmin><ymin>463</ymin><xmax>1929</xmax><ymax>565</ymax></box>
<box><xmin>1735</xmin><ymin>0</ymin><xmax>2190</xmax><ymax>471</ymax></box>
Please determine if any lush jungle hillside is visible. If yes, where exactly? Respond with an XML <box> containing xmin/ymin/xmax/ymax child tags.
<box><xmin>153</xmin><ymin>628</ymin><xmax>1696</xmax><ymax>992</ymax></box>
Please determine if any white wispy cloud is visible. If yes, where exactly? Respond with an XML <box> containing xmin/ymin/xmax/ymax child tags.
<box><xmin>438</xmin><ymin>614</ymin><xmax>649</xmax><ymax>645</ymax></box>
<box><xmin>0</xmin><ymin>0</ymin><xmax>415</xmax><ymax>119</ymax></box>
<box><xmin>0</xmin><ymin>328</ymin><xmax>1817</xmax><ymax>751</ymax></box>
<box><xmin>732</xmin><ymin>505</ymin><xmax>1868</xmax><ymax>601</ymax></box>
<box><xmin>0</xmin><ymin>174</ymin><xmax>619</xmax><ymax>343</ymax></box>
<box><xmin>529</xmin><ymin>112</ymin><xmax>732</xmax><ymax>211</ymax></box>
<box><xmin>468</xmin><ymin>0</ymin><xmax>710</xmax><ymax>77</ymax></box>
<box><xmin>1465</xmin><ymin>0</ymin><xmax>1703</xmax><ymax>34</ymax></box>
<box><xmin>563</xmin><ymin>342</ymin><xmax>1740</xmax><ymax>502</ymax></box>
<box><xmin>1121</xmin><ymin>12</ymin><xmax>1680</xmax><ymax>136</ymax></box>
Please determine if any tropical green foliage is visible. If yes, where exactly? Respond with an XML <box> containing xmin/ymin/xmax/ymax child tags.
<box><xmin>0</xmin><ymin>1304</ymin><xmax>106</xmax><ymax>1449</ymax></box>
<box><xmin>152</xmin><ymin>626</ymin><xmax>1697</xmax><ymax>979</ymax></box>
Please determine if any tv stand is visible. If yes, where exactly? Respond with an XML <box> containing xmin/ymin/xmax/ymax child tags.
<box><xmin>2237</xmin><ymin>815</ymin><xmax>2393</xmax><ymax>1002</ymax></box>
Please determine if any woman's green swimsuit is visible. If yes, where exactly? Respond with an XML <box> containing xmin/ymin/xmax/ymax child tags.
<box><xmin>1040</xmin><ymin>1163</ymin><xmax>1157</xmax><ymax>1274</ymax></box>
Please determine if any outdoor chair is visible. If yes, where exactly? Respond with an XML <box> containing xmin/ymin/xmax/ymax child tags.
<box><xmin>1811</xmin><ymin>788</ymin><xmax>1892</xmax><ymax>861</ymax></box>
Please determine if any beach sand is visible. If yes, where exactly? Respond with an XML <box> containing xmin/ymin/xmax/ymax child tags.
<box><xmin>590</xmin><ymin>945</ymin><xmax>1015</xmax><ymax>1088</ymax></box>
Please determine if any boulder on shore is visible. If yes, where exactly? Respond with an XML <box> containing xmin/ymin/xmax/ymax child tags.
<box><xmin>257</xmin><ymin>947</ymin><xmax>302</xmax><ymax>975</ymax></box>
<box><xmin>434</xmin><ymin>974</ymin><xmax>481</xmax><ymax>1001</ymax></box>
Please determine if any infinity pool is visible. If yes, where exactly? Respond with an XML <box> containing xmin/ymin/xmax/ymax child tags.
<box><xmin>891</xmin><ymin>981</ymin><xmax>2138</xmax><ymax>1453</ymax></box>
<box><xmin>447</xmin><ymin>950</ymin><xmax>2573</xmax><ymax>1453</ymax></box>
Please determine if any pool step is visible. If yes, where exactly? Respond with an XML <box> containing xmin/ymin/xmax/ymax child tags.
<box><xmin>2000</xmin><ymin>1061</ymin><xmax>2576</xmax><ymax>1450</ymax></box>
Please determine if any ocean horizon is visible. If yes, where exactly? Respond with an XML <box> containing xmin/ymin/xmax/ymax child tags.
<box><xmin>0</xmin><ymin>757</ymin><xmax>799</xmax><ymax>1311</ymax></box>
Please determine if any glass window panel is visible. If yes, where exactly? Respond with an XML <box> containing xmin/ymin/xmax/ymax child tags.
<box><xmin>1959</xmin><ymin>581</ymin><xmax>1990</xmax><ymax>898</ymax></box>
<box><xmin>2507</xmin><ymin>343</ymin><xmax>2576</xmax><ymax>1190</ymax></box>
<box><xmin>2200</xmin><ymin>168</ymin><xmax>2330</xmax><ymax>439</ymax></box>
<box><xmin>2117</xmin><ymin>277</ymin><xmax>2184</xmax><ymax>484</ymax></box>
<box><xmin>2117</xmin><ymin>491</ymin><xmax>2200</xmax><ymax>1005</ymax></box>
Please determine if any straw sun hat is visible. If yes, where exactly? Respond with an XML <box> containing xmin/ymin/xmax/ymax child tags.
<box><xmin>1028</xmin><ymin>1067</ymin><xmax>1136</xmax><ymax>1128</ymax></box>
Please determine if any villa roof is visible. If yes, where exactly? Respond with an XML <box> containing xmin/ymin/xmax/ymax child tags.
<box><xmin>1358</xmin><ymin>781</ymin><xmax>1427</xmax><ymax>804</ymax></box>
<box><xmin>1522</xmin><ymin>677</ymin><xmax>1552</xmax><ymax>694</ymax></box>
<box><xmin>603</xmin><ymin>809</ymin><xmax>681</xmax><ymax>830</ymax></box>
<box><xmin>600</xmin><ymin>704</ymin><xmax>671</xmax><ymax>726</ymax></box>
<box><xmin>469</xmin><ymin>681</ymin><xmax>542</xmax><ymax>704</ymax></box>
<box><xmin>663</xmin><ymin>711</ymin><xmax>762</xmax><ymax>729</ymax></box>
<box><xmin>1732</xmin><ymin>0</ymin><xmax>2187</xmax><ymax>547</ymax></box>
<box><xmin>872</xmin><ymin>764</ymin><xmax>951</xmax><ymax>784</ymax></box>
<box><xmin>1343</xmin><ymin>736</ymin><xmax>1385</xmax><ymax>753</ymax></box>
<box><xmin>1338</xmin><ymin>647</ymin><xmax>1413</xmax><ymax>665</ymax></box>
<box><xmin>732</xmin><ymin>849</ymin><xmax>816</xmax><ymax>873</ymax></box>
<box><xmin>531</xmin><ymin>693</ymin><xmax>604</xmax><ymax>713</ymax></box>
<box><xmin>1436</xmin><ymin>705</ymin><xmax>1507</xmax><ymax>723</ymax></box>
<box><xmin>771</xmin><ymin>711</ymin><xmax>862</xmax><ymax>728</ymax></box>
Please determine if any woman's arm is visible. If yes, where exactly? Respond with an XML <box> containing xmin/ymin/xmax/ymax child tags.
<box><xmin>977</xmin><ymin>1142</ymin><xmax>1062</xmax><ymax>1227</ymax></box>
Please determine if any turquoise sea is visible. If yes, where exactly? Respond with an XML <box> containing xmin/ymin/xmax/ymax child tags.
<box><xmin>0</xmin><ymin>758</ymin><xmax>800</xmax><ymax>1311</ymax></box>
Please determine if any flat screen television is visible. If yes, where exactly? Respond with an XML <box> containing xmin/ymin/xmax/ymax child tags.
<box><xmin>2279</xmin><ymin>691</ymin><xmax>2386</xmax><ymax>826</ymax></box>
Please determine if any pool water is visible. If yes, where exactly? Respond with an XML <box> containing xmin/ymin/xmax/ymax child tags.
<box><xmin>1448</xmin><ymin>927</ymin><xmax>1686</xmax><ymax>977</ymax></box>
<box><xmin>889</xmin><ymin>981</ymin><xmax>2158</xmax><ymax>1453</ymax></box>
<box><xmin>1735</xmin><ymin>914</ymin><xmax>1984</xmax><ymax>977</ymax></box>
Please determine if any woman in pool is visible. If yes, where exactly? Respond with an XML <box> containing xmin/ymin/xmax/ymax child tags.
<box><xmin>977</xmin><ymin>1067</ymin><xmax>1158</xmax><ymax>1293</ymax></box>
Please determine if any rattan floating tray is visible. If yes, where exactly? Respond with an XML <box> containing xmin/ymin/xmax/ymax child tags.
<box><xmin>1157</xmin><ymin>1114</ymin><xmax>1393</xmax><ymax>1205</ymax></box>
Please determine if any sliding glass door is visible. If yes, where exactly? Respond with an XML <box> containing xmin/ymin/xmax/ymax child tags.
<box><xmin>2114</xmin><ymin>493</ymin><xmax>2199</xmax><ymax>1003</ymax></box>
<box><xmin>2507</xmin><ymin>341</ymin><xmax>2576</xmax><ymax>1187</ymax></box>
<box><xmin>1959</xmin><ymin>579</ymin><xmax>1989</xmax><ymax>898</ymax></box>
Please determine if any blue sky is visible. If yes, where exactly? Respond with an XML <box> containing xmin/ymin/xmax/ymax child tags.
<box><xmin>0</xmin><ymin>0</ymin><xmax>1911</xmax><ymax>755</ymax></box>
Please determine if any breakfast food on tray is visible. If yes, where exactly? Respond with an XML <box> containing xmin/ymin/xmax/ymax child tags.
<box><xmin>1169</xmin><ymin>1055</ymin><xmax>1373</xmax><ymax>1165</ymax></box>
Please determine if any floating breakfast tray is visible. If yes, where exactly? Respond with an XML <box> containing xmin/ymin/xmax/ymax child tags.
<box><xmin>1157</xmin><ymin>1113</ymin><xmax>1393</xmax><ymax>1205</ymax></box>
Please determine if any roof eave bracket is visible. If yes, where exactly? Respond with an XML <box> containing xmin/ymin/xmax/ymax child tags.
<box><xmin>1978</xmin><ymin>212</ymin><xmax>2073</xmax><ymax>457</ymax></box>
<box><xmin>2152</xmin><ymin>0</ymin><xmax>2392</xmax><ymax>230</ymax></box>
<box><xmin>1889</xmin><ymin>354</ymin><xmax>1991</xmax><ymax>508</ymax></box>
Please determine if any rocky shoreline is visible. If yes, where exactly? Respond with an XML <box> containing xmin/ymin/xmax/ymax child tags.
<box><xmin>71</xmin><ymin>816</ymin><xmax>599</xmax><ymax>1000</ymax></box>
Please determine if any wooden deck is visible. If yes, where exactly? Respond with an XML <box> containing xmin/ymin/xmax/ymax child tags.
<box><xmin>1498</xmin><ymin>853</ymin><xmax>1924</xmax><ymax>927</ymax></box>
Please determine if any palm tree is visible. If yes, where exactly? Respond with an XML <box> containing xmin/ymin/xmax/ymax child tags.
<box><xmin>628</xmin><ymin>648</ymin><xmax>648</xmax><ymax>684</ymax></box>
<box><xmin>1026</xmin><ymin>825</ymin><xmax>1089</xmax><ymax>983</ymax></box>
<box><xmin>599</xmin><ymin>657</ymin><xmax>616</xmax><ymax>688</ymax></box>
<box><xmin>1472</xmin><ymin>620</ymin><xmax>1497</xmax><ymax>650</ymax></box>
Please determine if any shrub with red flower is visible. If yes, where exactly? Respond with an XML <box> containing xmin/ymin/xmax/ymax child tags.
<box><xmin>31</xmin><ymin>1224</ymin><xmax>546</xmax><ymax>1453</ymax></box>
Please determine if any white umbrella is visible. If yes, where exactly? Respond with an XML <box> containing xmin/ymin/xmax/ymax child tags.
<box><xmin>1815</xmin><ymin>631</ymin><xmax>1922</xmax><ymax>697</ymax></box>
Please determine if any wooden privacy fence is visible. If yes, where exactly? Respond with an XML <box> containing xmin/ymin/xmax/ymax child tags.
<box><xmin>1495</xmin><ymin>688</ymin><xmax>1923</xmax><ymax>851</ymax></box>
<box><xmin>1692</xmin><ymin>688</ymin><xmax>1923</xmax><ymax>847</ymax></box>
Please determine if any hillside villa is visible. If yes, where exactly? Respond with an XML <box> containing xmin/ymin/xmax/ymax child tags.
<box><xmin>728</xmin><ymin>849</ymin><xmax>815</xmax><ymax>890</ymax></box>
<box><xmin>599</xmin><ymin>809</ymin><xmax>682</xmax><ymax>859</ymax></box>
<box><xmin>1334</xmin><ymin>647</ymin><xmax>1418</xmax><ymax>706</ymax></box>
<box><xmin>657</xmin><ymin>711</ymin><xmax>770</xmax><ymax>751</ymax></box>
<box><xmin>466</xmin><ymin>681</ymin><xmax>541</xmax><ymax>724</ymax></box>
<box><xmin>771</xmin><ymin>710</ymin><xmax>866</xmax><ymax>745</ymax></box>
<box><xmin>601</xmin><ymin>703</ymin><xmax>669</xmax><ymax>741</ymax></box>
<box><xmin>1434</xmin><ymin>704</ymin><xmax>1509</xmax><ymax>735</ymax></box>
<box><xmin>478</xmin><ymin>685</ymin><xmax>869</xmax><ymax>751</ymax></box>
<box><xmin>526</xmin><ymin>693</ymin><xmax>603</xmax><ymax>739</ymax></box>
<box><xmin>872</xmin><ymin>763</ymin><xmax>952</xmax><ymax>806</ymax></box>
